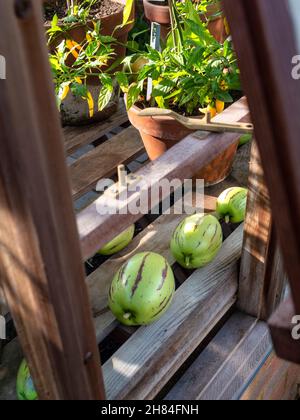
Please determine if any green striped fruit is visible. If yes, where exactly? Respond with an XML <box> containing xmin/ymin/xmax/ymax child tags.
<box><xmin>239</xmin><ymin>134</ymin><xmax>252</xmax><ymax>147</ymax></box>
<box><xmin>16</xmin><ymin>359</ymin><xmax>37</xmax><ymax>401</ymax></box>
<box><xmin>170</xmin><ymin>214</ymin><xmax>223</xmax><ymax>269</ymax></box>
<box><xmin>108</xmin><ymin>252</ymin><xmax>175</xmax><ymax>326</ymax></box>
<box><xmin>98</xmin><ymin>225</ymin><xmax>135</xmax><ymax>256</ymax></box>
<box><xmin>216</xmin><ymin>187</ymin><xmax>248</xmax><ymax>223</ymax></box>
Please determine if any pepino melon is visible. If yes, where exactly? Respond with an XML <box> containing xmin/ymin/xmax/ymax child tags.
<box><xmin>216</xmin><ymin>187</ymin><xmax>248</xmax><ymax>223</ymax></box>
<box><xmin>109</xmin><ymin>252</ymin><xmax>175</xmax><ymax>326</ymax></box>
<box><xmin>98</xmin><ymin>225</ymin><xmax>135</xmax><ymax>256</ymax></box>
<box><xmin>16</xmin><ymin>359</ymin><xmax>37</xmax><ymax>401</ymax></box>
<box><xmin>170</xmin><ymin>214</ymin><xmax>223</xmax><ymax>269</ymax></box>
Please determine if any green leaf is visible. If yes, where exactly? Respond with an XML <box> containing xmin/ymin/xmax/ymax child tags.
<box><xmin>152</xmin><ymin>79</ymin><xmax>176</xmax><ymax>97</ymax></box>
<box><xmin>126</xmin><ymin>81</ymin><xmax>143</xmax><ymax>110</ymax></box>
<box><xmin>146</xmin><ymin>46</ymin><xmax>161</xmax><ymax>62</ymax></box>
<box><xmin>106</xmin><ymin>57</ymin><xmax>123</xmax><ymax>73</ymax></box>
<box><xmin>51</xmin><ymin>14</ymin><xmax>58</xmax><ymax>28</ymax></box>
<box><xmin>137</xmin><ymin>65</ymin><xmax>154</xmax><ymax>82</ymax></box>
<box><xmin>99</xmin><ymin>74</ymin><xmax>113</xmax><ymax>90</ymax></box>
<box><xmin>98</xmin><ymin>85</ymin><xmax>113</xmax><ymax>111</ymax></box>
<box><xmin>115</xmin><ymin>72</ymin><xmax>129</xmax><ymax>93</ymax></box>
<box><xmin>216</xmin><ymin>91</ymin><xmax>233</xmax><ymax>103</ymax></box>
<box><xmin>185</xmin><ymin>19</ymin><xmax>219</xmax><ymax>47</ymax></box>
<box><xmin>71</xmin><ymin>82</ymin><xmax>88</xmax><ymax>98</ymax></box>
<box><xmin>99</xmin><ymin>35</ymin><xmax>116</xmax><ymax>44</ymax></box>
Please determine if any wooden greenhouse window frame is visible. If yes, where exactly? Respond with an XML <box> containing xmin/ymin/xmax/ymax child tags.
<box><xmin>0</xmin><ymin>0</ymin><xmax>298</xmax><ymax>401</ymax></box>
<box><xmin>223</xmin><ymin>0</ymin><xmax>300</xmax><ymax>364</ymax></box>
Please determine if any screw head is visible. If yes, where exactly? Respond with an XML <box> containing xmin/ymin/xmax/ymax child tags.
<box><xmin>84</xmin><ymin>352</ymin><xmax>93</xmax><ymax>365</ymax></box>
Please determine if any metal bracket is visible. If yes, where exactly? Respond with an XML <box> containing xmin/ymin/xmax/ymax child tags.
<box><xmin>104</xmin><ymin>165</ymin><xmax>142</xmax><ymax>198</ymax></box>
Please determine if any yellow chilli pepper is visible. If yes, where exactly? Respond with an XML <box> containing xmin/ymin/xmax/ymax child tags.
<box><xmin>208</xmin><ymin>105</ymin><xmax>217</xmax><ymax>118</ymax></box>
<box><xmin>66</xmin><ymin>40</ymin><xmax>81</xmax><ymax>58</ymax></box>
<box><xmin>216</xmin><ymin>99</ymin><xmax>225</xmax><ymax>114</ymax></box>
<box><xmin>61</xmin><ymin>84</ymin><xmax>70</xmax><ymax>101</ymax></box>
<box><xmin>87</xmin><ymin>91</ymin><xmax>94</xmax><ymax>118</ymax></box>
<box><xmin>75</xmin><ymin>77</ymin><xmax>82</xmax><ymax>84</ymax></box>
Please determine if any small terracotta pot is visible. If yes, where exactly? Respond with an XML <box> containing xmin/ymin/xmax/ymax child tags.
<box><xmin>45</xmin><ymin>0</ymin><xmax>135</xmax><ymax>126</ymax></box>
<box><xmin>46</xmin><ymin>0</ymin><xmax>135</xmax><ymax>73</ymax></box>
<box><xmin>143</xmin><ymin>0</ymin><xmax>171</xmax><ymax>41</ymax></box>
<box><xmin>143</xmin><ymin>0</ymin><xmax>227</xmax><ymax>43</ymax></box>
<box><xmin>128</xmin><ymin>103</ymin><xmax>238</xmax><ymax>186</ymax></box>
<box><xmin>203</xmin><ymin>1</ymin><xmax>227</xmax><ymax>43</ymax></box>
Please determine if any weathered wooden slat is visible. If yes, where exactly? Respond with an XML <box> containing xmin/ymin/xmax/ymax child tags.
<box><xmin>240</xmin><ymin>351</ymin><xmax>300</xmax><ymax>400</ymax></box>
<box><xmin>102</xmin><ymin>225</ymin><xmax>243</xmax><ymax>400</ymax></box>
<box><xmin>0</xmin><ymin>1</ymin><xmax>104</xmax><ymax>400</ymax></box>
<box><xmin>64</xmin><ymin>100</ymin><xmax>128</xmax><ymax>156</ymax></box>
<box><xmin>70</xmin><ymin>127</ymin><xmax>144</xmax><ymax>200</ymax></box>
<box><xmin>165</xmin><ymin>312</ymin><xmax>271</xmax><ymax>400</ymax></box>
<box><xmin>77</xmin><ymin>97</ymin><xmax>250</xmax><ymax>260</ymax></box>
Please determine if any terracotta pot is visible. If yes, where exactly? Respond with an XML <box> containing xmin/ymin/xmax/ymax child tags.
<box><xmin>46</xmin><ymin>0</ymin><xmax>135</xmax><ymax>72</ymax></box>
<box><xmin>143</xmin><ymin>0</ymin><xmax>226</xmax><ymax>43</ymax></box>
<box><xmin>203</xmin><ymin>0</ymin><xmax>227</xmax><ymax>43</ymax></box>
<box><xmin>46</xmin><ymin>0</ymin><xmax>135</xmax><ymax>126</ymax></box>
<box><xmin>143</xmin><ymin>0</ymin><xmax>171</xmax><ymax>41</ymax></box>
<box><xmin>60</xmin><ymin>80</ymin><xmax>120</xmax><ymax>127</ymax></box>
<box><xmin>128</xmin><ymin>103</ymin><xmax>238</xmax><ymax>186</ymax></box>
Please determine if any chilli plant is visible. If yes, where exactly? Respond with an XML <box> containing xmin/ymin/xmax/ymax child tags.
<box><xmin>47</xmin><ymin>0</ymin><xmax>134</xmax><ymax>117</ymax></box>
<box><xmin>117</xmin><ymin>0</ymin><xmax>241</xmax><ymax>117</ymax></box>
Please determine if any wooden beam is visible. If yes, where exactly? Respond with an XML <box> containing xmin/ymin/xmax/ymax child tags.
<box><xmin>238</xmin><ymin>141</ymin><xmax>286</xmax><ymax>319</ymax></box>
<box><xmin>77</xmin><ymin>97</ymin><xmax>251</xmax><ymax>260</ymax></box>
<box><xmin>70</xmin><ymin>126</ymin><xmax>144</xmax><ymax>200</ymax></box>
<box><xmin>223</xmin><ymin>0</ymin><xmax>300</xmax><ymax>361</ymax></box>
<box><xmin>103</xmin><ymin>225</ymin><xmax>243</xmax><ymax>400</ymax></box>
<box><xmin>0</xmin><ymin>1</ymin><xmax>104</xmax><ymax>399</ymax></box>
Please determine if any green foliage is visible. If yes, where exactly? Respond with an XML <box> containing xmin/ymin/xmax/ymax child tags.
<box><xmin>48</xmin><ymin>23</ymin><xmax>116</xmax><ymax>115</ymax></box>
<box><xmin>119</xmin><ymin>0</ymin><xmax>241</xmax><ymax>116</ymax></box>
<box><xmin>127</xmin><ymin>14</ymin><xmax>149</xmax><ymax>52</ymax></box>
<box><xmin>47</xmin><ymin>1</ymin><xmax>135</xmax><ymax>116</ymax></box>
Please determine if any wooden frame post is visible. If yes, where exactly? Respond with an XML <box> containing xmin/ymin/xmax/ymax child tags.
<box><xmin>0</xmin><ymin>1</ymin><xmax>105</xmax><ymax>399</ymax></box>
<box><xmin>238</xmin><ymin>141</ymin><xmax>286</xmax><ymax>320</ymax></box>
<box><xmin>223</xmin><ymin>0</ymin><xmax>300</xmax><ymax>362</ymax></box>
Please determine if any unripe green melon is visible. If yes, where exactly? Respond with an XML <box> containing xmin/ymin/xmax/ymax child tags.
<box><xmin>98</xmin><ymin>225</ymin><xmax>135</xmax><ymax>256</ymax></box>
<box><xmin>16</xmin><ymin>359</ymin><xmax>37</xmax><ymax>401</ymax></box>
<box><xmin>170</xmin><ymin>214</ymin><xmax>223</xmax><ymax>269</ymax></box>
<box><xmin>109</xmin><ymin>252</ymin><xmax>175</xmax><ymax>326</ymax></box>
<box><xmin>216</xmin><ymin>187</ymin><xmax>248</xmax><ymax>223</ymax></box>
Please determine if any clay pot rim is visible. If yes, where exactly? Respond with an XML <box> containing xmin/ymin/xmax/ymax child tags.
<box><xmin>129</xmin><ymin>101</ymin><xmax>181</xmax><ymax>124</ymax></box>
<box><xmin>143</xmin><ymin>0</ymin><xmax>223</xmax><ymax>23</ymax></box>
<box><xmin>44</xmin><ymin>0</ymin><xmax>132</xmax><ymax>35</ymax></box>
<box><xmin>143</xmin><ymin>0</ymin><xmax>170</xmax><ymax>12</ymax></box>
<box><xmin>126</xmin><ymin>97</ymin><xmax>204</xmax><ymax>126</ymax></box>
